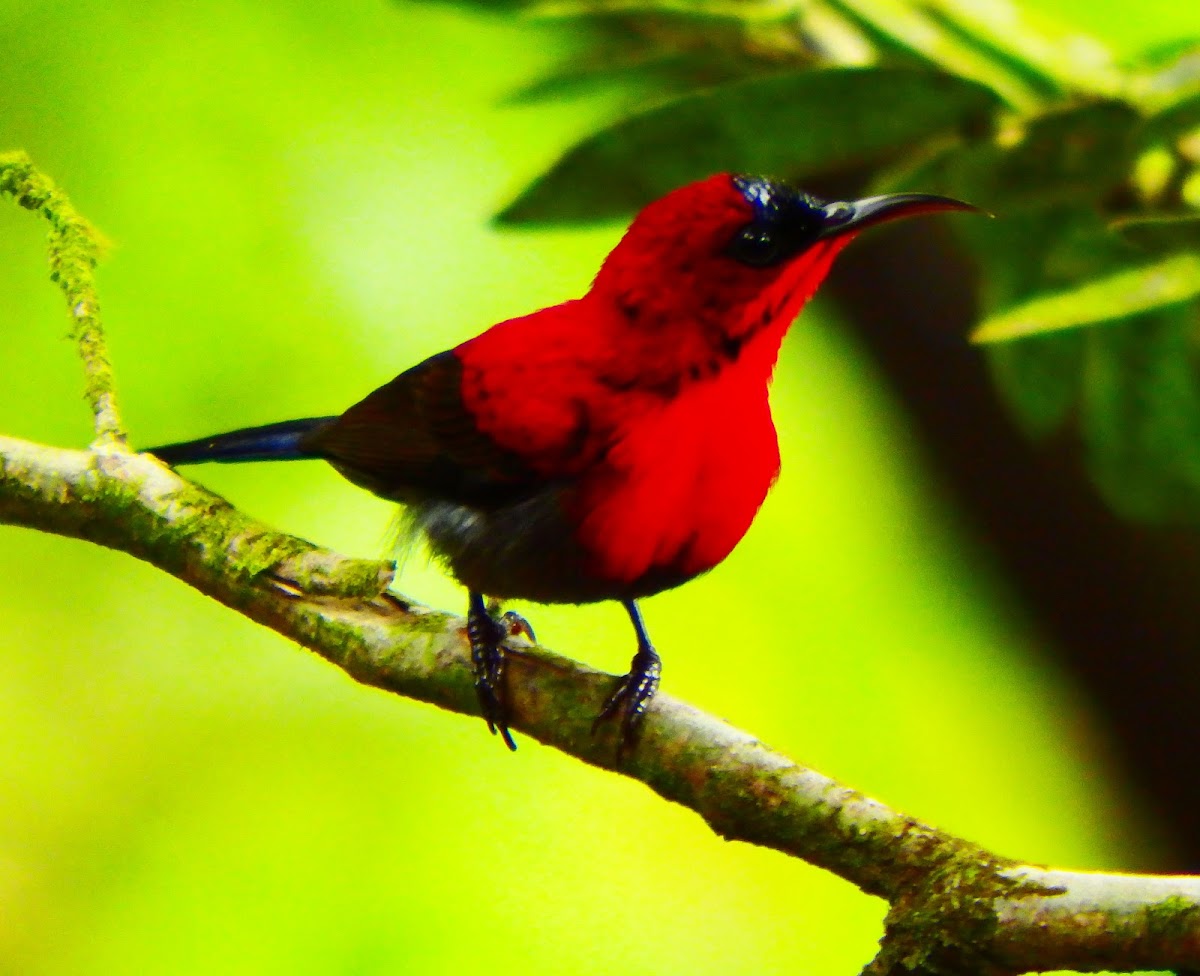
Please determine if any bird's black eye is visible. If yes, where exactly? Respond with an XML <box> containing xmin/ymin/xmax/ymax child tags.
<box><xmin>726</xmin><ymin>225</ymin><xmax>783</xmax><ymax>267</ymax></box>
<box><xmin>725</xmin><ymin>174</ymin><xmax>829</xmax><ymax>269</ymax></box>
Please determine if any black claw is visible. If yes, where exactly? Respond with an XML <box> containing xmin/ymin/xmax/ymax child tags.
<box><xmin>378</xmin><ymin>591</ymin><xmax>413</xmax><ymax>613</ymax></box>
<box><xmin>593</xmin><ymin>600</ymin><xmax>661</xmax><ymax>761</ymax></box>
<box><xmin>500</xmin><ymin>609</ymin><xmax>536</xmax><ymax>643</ymax></box>
<box><xmin>467</xmin><ymin>592</ymin><xmax>519</xmax><ymax>751</ymax></box>
<box><xmin>593</xmin><ymin>645</ymin><xmax>661</xmax><ymax>760</ymax></box>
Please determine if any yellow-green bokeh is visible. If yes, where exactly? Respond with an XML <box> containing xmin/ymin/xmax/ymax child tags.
<box><xmin>0</xmin><ymin>2</ymin><xmax>1186</xmax><ymax>973</ymax></box>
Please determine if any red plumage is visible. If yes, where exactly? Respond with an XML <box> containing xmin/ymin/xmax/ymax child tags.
<box><xmin>455</xmin><ymin>175</ymin><xmax>853</xmax><ymax>592</ymax></box>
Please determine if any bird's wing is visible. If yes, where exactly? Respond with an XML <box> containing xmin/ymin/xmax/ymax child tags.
<box><xmin>303</xmin><ymin>349</ymin><xmax>534</xmax><ymax>505</ymax></box>
<box><xmin>304</xmin><ymin>343</ymin><xmax>595</xmax><ymax>507</ymax></box>
<box><xmin>307</xmin><ymin>299</ymin><xmax>618</xmax><ymax>506</ymax></box>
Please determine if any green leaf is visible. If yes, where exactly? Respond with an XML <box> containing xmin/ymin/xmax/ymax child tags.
<box><xmin>973</xmin><ymin>251</ymin><xmax>1200</xmax><ymax>342</ymax></box>
<box><xmin>526</xmin><ymin>0</ymin><xmax>785</xmax><ymax>17</ymax></box>
<box><xmin>499</xmin><ymin>67</ymin><xmax>1000</xmax><ymax>223</ymax></box>
<box><xmin>403</xmin><ymin>0</ymin><xmax>533</xmax><ymax>7</ymax></box>
<box><xmin>507</xmin><ymin>10</ymin><xmax>798</xmax><ymax>106</ymax></box>
<box><xmin>986</xmin><ymin>330</ymin><xmax>1085</xmax><ymax>438</ymax></box>
<box><xmin>920</xmin><ymin>0</ymin><xmax>1122</xmax><ymax>100</ymax></box>
<box><xmin>912</xmin><ymin>1</ymin><xmax>1062</xmax><ymax>102</ymax></box>
<box><xmin>1140</xmin><ymin>89</ymin><xmax>1200</xmax><ymax>145</ymax></box>
<box><xmin>1129</xmin><ymin>41</ymin><xmax>1200</xmax><ymax>113</ymax></box>
<box><xmin>968</xmin><ymin>208</ymin><xmax>1089</xmax><ymax>312</ymax></box>
<box><xmin>799</xmin><ymin>1</ymin><xmax>877</xmax><ymax>66</ymax></box>
<box><xmin>824</xmin><ymin>0</ymin><xmax>1053</xmax><ymax>110</ymax></box>
<box><xmin>1081</xmin><ymin>309</ymin><xmax>1200</xmax><ymax>523</ymax></box>
<box><xmin>1001</xmin><ymin>103</ymin><xmax>1138</xmax><ymax>210</ymax></box>
<box><xmin>968</xmin><ymin>209</ymin><xmax>1111</xmax><ymax>437</ymax></box>
<box><xmin>508</xmin><ymin>50</ymin><xmax>755</xmax><ymax>105</ymax></box>
<box><xmin>1111</xmin><ymin>215</ymin><xmax>1200</xmax><ymax>254</ymax></box>
<box><xmin>996</xmin><ymin>102</ymin><xmax>1141</xmax><ymax>203</ymax></box>
<box><xmin>871</xmin><ymin>102</ymin><xmax>1141</xmax><ymax>215</ymax></box>
<box><xmin>1133</xmin><ymin>37</ymin><xmax>1200</xmax><ymax>73</ymax></box>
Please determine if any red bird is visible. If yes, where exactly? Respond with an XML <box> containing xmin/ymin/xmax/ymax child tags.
<box><xmin>149</xmin><ymin>173</ymin><xmax>978</xmax><ymax>755</ymax></box>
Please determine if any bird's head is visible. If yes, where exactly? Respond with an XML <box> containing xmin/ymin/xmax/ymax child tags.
<box><xmin>591</xmin><ymin>173</ymin><xmax>980</xmax><ymax>358</ymax></box>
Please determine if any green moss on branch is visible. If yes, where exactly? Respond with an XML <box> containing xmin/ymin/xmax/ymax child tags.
<box><xmin>1</xmin><ymin>150</ymin><xmax>123</xmax><ymax>446</ymax></box>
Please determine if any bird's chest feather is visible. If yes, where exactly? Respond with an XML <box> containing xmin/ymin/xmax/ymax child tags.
<box><xmin>570</xmin><ymin>366</ymin><xmax>780</xmax><ymax>586</ymax></box>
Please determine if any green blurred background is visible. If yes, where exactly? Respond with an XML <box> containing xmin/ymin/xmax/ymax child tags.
<box><xmin>0</xmin><ymin>1</ymin><xmax>1191</xmax><ymax>973</ymax></box>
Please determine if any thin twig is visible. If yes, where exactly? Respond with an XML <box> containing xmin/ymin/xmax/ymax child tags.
<box><xmin>0</xmin><ymin>151</ymin><xmax>125</xmax><ymax>447</ymax></box>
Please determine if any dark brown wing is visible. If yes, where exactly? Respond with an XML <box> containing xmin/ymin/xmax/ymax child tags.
<box><xmin>302</xmin><ymin>351</ymin><xmax>537</xmax><ymax>506</ymax></box>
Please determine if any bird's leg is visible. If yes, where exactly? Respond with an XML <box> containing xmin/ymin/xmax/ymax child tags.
<box><xmin>593</xmin><ymin>600</ymin><xmax>662</xmax><ymax>760</ymax></box>
<box><xmin>467</xmin><ymin>591</ymin><xmax>518</xmax><ymax>751</ymax></box>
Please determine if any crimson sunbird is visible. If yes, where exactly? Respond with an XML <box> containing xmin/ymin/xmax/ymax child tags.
<box><xmin>148</xmin><ymin>173</ymin><xmax>979</xmax><ymax>755</ymax></box>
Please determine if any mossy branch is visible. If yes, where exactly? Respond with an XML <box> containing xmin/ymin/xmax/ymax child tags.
<box><xmin>2</xmin><ymin>433</ymin><xmax>1200</xmax><ymax>974</ymax></box>
<box><xmin>5</xmin><ymin>154</ymin><xmax>1200</xmax><ymax>974</ymax></box>
<box><xmin>0</xmin><ymin>150</ymin><xmax>124</xmax><ymax>448</ymax></box>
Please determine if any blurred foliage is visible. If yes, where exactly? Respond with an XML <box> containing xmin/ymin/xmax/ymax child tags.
<box><xmin>425</xmin><ymin>0</ymin><xmax>1200</xmax><ymax>522</ymax></box>
<box><xmin>499</xmin><ymin>67</ymin><xmax>1001</xmax><ymax>220</ymax></box>
<box><xmin>0</xmin><ymin>0</ymin><xmax>1191</xmax><ymax>974</ymax></box>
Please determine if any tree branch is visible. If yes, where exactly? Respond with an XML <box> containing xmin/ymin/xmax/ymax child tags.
<box><xmin>5</xmin><ymin>152</ymin><xmax>1200</xmax><ymax>974</ymax></box>
<box><xmin>2</xmin><ymin>432</ymin><xmax>1199</xmax><ymax>974</ymax></box>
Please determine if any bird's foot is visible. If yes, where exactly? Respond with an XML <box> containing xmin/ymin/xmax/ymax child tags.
<box><xmin>498</xmin><ymin>608</ymin><xmax>536</xmax><ymax>643</ymax></box>
<box><xmin>467</xmin><ymin>596</ymin><xmax>535</xmax><ymax>752</ymax></box>
<box><xmin>593</xmin><ymin>644</ymin><xmax>661</xmax><ymax>761</ymax></box>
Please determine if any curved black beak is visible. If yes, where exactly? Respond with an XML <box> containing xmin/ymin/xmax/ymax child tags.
<box><xmin>817</xmin><ymin>193</ymin><xmax>987</xmax><ymax>239</ymax></box>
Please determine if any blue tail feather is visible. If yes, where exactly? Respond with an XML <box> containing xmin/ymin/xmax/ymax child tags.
<box><xmin>147</xmin><ymin>417</ymin><xmax>336</xmax><ymax>466</ymax></box>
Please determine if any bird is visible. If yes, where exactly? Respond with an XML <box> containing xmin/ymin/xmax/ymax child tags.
<box><xmin>147</xmin><ymin>172</ymin><xmax>980</xmax><ymax>757</ymax></box>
